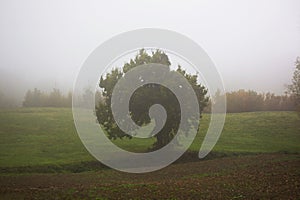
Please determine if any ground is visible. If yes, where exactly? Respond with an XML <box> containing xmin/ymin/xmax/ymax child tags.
<box><xmin>0</xmin><ymin>108</ymin><xmax>299</xmax><ymax>199</ymax></box>
<box><xmin>0</xmin><ymin>153</ymin><xmax>299</xmax><ymax>199</ymax></box>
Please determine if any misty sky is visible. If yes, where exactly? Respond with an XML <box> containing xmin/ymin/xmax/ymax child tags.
<box><xmin>0</xmin><ymin>0</ymin><xmax>300</xmax><ymax>100</ymax></box>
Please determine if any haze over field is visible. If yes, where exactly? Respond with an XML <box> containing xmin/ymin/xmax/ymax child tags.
<box><xmin>0</xmin><ymin>0</ymin><xmax>300</xmax><ymax>104</ymax></box>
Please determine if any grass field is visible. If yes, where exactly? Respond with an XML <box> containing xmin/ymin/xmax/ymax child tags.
<box><xmin>0</xmin><ymin>108</ymin><xmax>299</xmax><ymax>169</ymax></box>
<box><xmin>0</xmin><ymin>108</ymin><xmax>299</xmax><ymax>199</ymax></box>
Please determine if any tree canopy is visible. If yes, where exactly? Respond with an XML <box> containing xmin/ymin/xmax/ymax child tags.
<box><xmin>95</xmin><ymin>49</ymin><xmax>209</xmax><ymax>150</ymax></box>
<box><xmin>288</xmin><ymin>57</ymin><xmax>300</xmax><ymax>114</ymax></box>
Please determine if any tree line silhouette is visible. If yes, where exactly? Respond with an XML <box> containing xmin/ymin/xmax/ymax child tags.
<box><xmin>22</xmin><ymin>88</ymin><xmax>72</xmax><ymax>107</ymax></box>
<box><xmin>19</xmin><ymin>88</ymin><xmax>296</xmax><ymax>113</ymax></box>
<box><xmin>209</xmin><ymin>89</ymin><xmax>295</xmax><ymax>113</ymax></box>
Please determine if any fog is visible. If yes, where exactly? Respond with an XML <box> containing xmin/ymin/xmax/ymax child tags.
<box><xmin>0</xmin><ymin>0</ymin><xmax>300</xmax><ymax>106</ymax></box>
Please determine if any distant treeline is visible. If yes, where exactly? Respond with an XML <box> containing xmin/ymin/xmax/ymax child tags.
<box><xmin>0</xmin><ymin>88</ymin><xmax>297</xmax><ymax>113</ymax></box>
<box><xmin>209</xmin><ymin>89</ymin><xmax>295</xmax><ymax>113</ymax></box>
<box><xmin>23</xmin><ymin>88</ymin><xmax>72</xmax><ymax>107</ymax></box>
<box><xmin>0</xmin><ymin>91</ymin><xmax>18</xmax><ymax>108</ymax></box>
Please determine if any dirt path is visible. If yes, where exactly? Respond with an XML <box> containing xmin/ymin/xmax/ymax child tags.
<box><xmin>0</xmin><ymin>153</ymin><xmax>299</xmax><ymax>199</ymax></box>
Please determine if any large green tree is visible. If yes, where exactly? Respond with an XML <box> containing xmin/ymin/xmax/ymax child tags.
<box><xmin>288</xmin><ymin>57</ymin><xmax>300</xmax><ymax>114</ymax></box>
<box><xmin>96</xmin><ymin>50</ymin><xmax>209</xmax><ymax>149</ymax></box>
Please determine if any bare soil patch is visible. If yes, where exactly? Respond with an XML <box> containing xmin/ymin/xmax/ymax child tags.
<box><xmin>0</xmin><ymin>153</ymin><xmax>299</xmax><ymax>199</ymax></box>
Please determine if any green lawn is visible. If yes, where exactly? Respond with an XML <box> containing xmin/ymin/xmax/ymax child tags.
<box><xmin>192</xmin><ymin>111</ymin><xmax>300</xmax><ymax>154</ymax></box>
<box><xmin>0</xmin><ymin>108</ymin><xmax>93</xmax><ymax>167</ymax></box>
<box><xmin>0</xmin><ymin>108</ymin><xmax>299</xmax><ymax>168</ymax></box>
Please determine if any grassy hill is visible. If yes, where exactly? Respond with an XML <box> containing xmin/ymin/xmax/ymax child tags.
<box><xmin>0</xmin><ymin>108</ymin><xmax>299</xmax><ymax>169</ymax></box>
<box><xmin>0</xmin><ymin>108</ymin><xmax>299</xmax><ymax>199</ymax></box>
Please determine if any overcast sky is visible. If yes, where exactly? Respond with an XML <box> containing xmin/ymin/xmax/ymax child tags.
<box><xmin>0</xmin><ymin>0</ymin><xmax>300</xmax><ymax>100</ymax></box>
